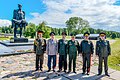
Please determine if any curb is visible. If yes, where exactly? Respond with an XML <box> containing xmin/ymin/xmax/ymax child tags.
<box><xmin>0</xmin><ymin>52</ymin><xmax>33</xmax><ymax>57</ymax></box>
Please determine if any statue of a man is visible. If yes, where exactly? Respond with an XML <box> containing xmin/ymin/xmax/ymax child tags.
<box><xmin>12</xmin><ymin>4</ymin><xmax>28</xmax><ymax>38</ymax></box>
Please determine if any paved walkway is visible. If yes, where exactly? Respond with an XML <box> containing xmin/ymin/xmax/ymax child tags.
<box><xmin>0</xmin><ymin>40</ymin><xmax>119</xmax><ymax>80</ymax></box>
<box><xmin>0</xmin><ymin>53</ymin><xmax>120</xmax><ymax>80</ymax></box>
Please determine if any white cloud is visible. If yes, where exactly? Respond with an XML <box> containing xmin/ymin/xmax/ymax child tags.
<box><xmin>0</xmin><ymin>19</ymin><xmax>11</xmax><ymax>27</ymax></box>
<box><xmin>29</xmin><ymin>0</ymin><xmax>120</xmax><ymax>32</ymax></box>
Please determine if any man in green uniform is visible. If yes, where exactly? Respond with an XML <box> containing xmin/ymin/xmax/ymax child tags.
<box><xmin>67</xmin><ymin>33</ymin><xmax>79</xmax><ymax>73</ymax></box>
<box><xmin>96</xmin><ymin>32</ymin><xmax>111</xmax><ymax>76</ymax></box>
<box><xmin>34</xmin><ymin>30</ymin><xmax>46</xmax><ymax>71</ymax></box>
<box><xmin>58</xmin><ymin>32</ymin><xmax>68</xmax><ymax>73</ymax></box>
<box><xmin>79</xmin><ymin>32</ymin><xmax>94</xmax><ymax>75</ymax></box>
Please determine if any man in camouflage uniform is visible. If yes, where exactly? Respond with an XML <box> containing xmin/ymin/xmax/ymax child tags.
<box><xmin>58</xmin><ymin>32</ymin><xmax>68</xmax><ymax>73</ymax></box>
<box><xmin>34</xmin><ymin>30</ymin><xmax>46</xmax><ymax>71</ymax></box>
<box><xmin>79</xmin><ymin>32</ymin><xmax>94</xmax><ymax>75</ymax></box>
<box><xmin>67</xmin><ymin>34</ymin><xmax>79</xmax><ymax>73</ymax></box>
<box><xmin>96</xmin><ymin>32</ymin><xmax>111</xmax><ymax>76</ymax></box>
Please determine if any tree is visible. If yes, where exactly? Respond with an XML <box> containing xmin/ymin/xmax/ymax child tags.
<box><xmin>66</xmin><ymin>17</ymin><xmax>90</xmax><ymax>35</ymax></box>
<box><xmin>111</xmin><ymin>32</ymin><xmax>116</xmax><ymax>39</ymax></box>
<box><xmin>37</xmin><ymin>21</ymin><xmax>51</xmax><ymax>38</ymax></box>
<box><xmin>23</xmin><ymin>23</ymin><xmax>36</xmax><ymax>38</ymax></box>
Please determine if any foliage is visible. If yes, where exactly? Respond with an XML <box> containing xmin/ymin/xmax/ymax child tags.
<box><xmin>66</xmin><ymin>17</ymin><xmax>90</xmax><ymax>35</ymax></box>
<box><xmin>108</xmin><ymin>39</ymin><xmax>120</xmax><ymax>71</ymax></box>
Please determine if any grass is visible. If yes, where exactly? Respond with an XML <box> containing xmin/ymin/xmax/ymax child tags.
<box><xmin>108</xmin><ymin>38</ymin><xmax>120</xmax><ymax>71</ymax></box>
<box><xmin>0</xmin><ymin>37</ymin><xmax>10</xmax><ymax>40</ymax></box>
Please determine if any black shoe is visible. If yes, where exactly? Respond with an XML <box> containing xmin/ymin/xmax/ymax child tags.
<box><xmin>53</xmin><ymin>69</ymin><xmax>56</xmax><ymax>72</ymax></box>
<box><xmin>86</xmin><ymin>73</ymin><xmax>89</xmax><ymax>75</ymax></box>
<box><xmin>73</xmin><ymin>71</ymin><xmax>76</xmax><ymax>74</ymax></box>
<box><xmin>40</xmin><ymin>68</ymin><xmax>43</xmax><ymax>71</ymax></box>
<box><xmin>35</xmin><ymin>69</ymin><xmax>39</xmax><ymax>71</ymax></box>
<box><xmin>105</xmin><ymin>74</ymin><xmax>110</xmax><ymax>77</ymax></box>
<box><xmin>47</xmin><ymin>69</ymin><xmax>51</xmax><ymax>72</ymax></box>
<box><xmin>67</xmin><ymin>71</ymin><xmax>71</xmax><ymax>73</ymax></box>
<box><xmin>97</xmin><ymin>73</ymin><xmax>101</xmax><ymax>76</ymax></box>
<box><xmin>64</xmin><ymin>70</ymin><xmax>66</xmax><ymax>73</ymax></box>
<box><xmin>57</xmin><ymin>70</ymin><xmax>61</xmax><ymax>72</ymax></box>
<box><xmin>82</xmin><ymin>72</ymin><xmax>85</xmax><ymax>75</ymax></box>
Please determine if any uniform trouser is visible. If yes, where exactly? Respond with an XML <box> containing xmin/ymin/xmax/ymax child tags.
<box><xmin>98</xmin><ymin>57</ymin><xmax>108</xmax><ymax>74</ymax></box>
<box><xmin>59</xmin><ymin>55</ymin><xmax>67</xmax><ymax>71</ymax></box>
<box><xmin>82</xmin><ymin>54</ymin><xmax>91</xmax><ymax>73</ymax></box>
<box><xmin>69</xmin><ymin>54</ymin><xmax>77</xmax><ymax>71</ymax></box>
<box><xmin>47</xmin><ymin>55</ymin><xmax>56</xmax><ymax>70</ymax></box>
<box><xmin>36</xmin><ymin>54</ymin><xmax>44</xmax><ymax>69</ymax></box>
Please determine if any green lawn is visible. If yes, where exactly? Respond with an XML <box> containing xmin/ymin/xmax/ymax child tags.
<box><xmin>0</xmin><ymin>37</ymin><xmax>10</xmax><ymax>40</ymax></box>
<box><xmin>108</xmin><ymin>38</ymin><xmax>120</xmax><ymax>71</ymax></box>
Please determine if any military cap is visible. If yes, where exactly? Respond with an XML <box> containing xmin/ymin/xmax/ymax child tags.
<box><xmin>50</xmin><ymin>32</ymin><xmax>55</xmax><ymax>36</ymax></box>
<box><xmin>37</xmin><ymin>30</ymin><xmax>44</xmax><ymax>34</ymax></box>
<box><xmin>18</xmin><ymin>4</ymin><xmax>22</xmax><ymax>7</ymax></box>
<box><xmin>99</xmin><ymin>32</ymin><xmax>106</xmax><ymax>36</ymax></box>
<box><xmin>84</xmin><ymin>32</ymin><xmax>90</xmax><ymax>36</ymax></box>
<box><xmin>62</xmin><ymin>32</ymin><xmax>67</xmax><ymax>35</ymax></box>
<box><xmin>70</xmin><ymin>33</ymin><xmax>76</xmax><ymax>36</ymax></box>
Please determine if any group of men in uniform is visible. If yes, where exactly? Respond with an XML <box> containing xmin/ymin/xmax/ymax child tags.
<box><xmin>33</xmin><ymin>30</ymin><xmax>111</xmax><ymax>77</ymax></box>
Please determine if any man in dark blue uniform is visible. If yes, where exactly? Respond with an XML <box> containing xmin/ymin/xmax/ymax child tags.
<box><xmin>79</xmin><ymin>32</ymin><xmax>94</xmax><ymax>75</ymax></box>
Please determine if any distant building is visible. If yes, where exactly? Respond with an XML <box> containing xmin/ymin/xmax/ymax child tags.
<box><xmin>76</xmin><ymin>34</ymin><xmax>99</xmax><ymax>40</ymax></box>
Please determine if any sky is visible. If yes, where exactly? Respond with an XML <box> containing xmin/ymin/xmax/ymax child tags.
<box><xmin>0</xmin><ymin>0</ymin><xmax>120</xmax><ymax>32</ymax></box>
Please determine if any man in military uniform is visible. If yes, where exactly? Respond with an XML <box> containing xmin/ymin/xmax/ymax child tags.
<box><xmin>79</xmin><ymin>32</ymin><xmax>94</xmax><ymax>75</ymax></box>
<box><xmin>46</xmin><ymin>32</ymin><xmax>58</xmax><ymax>72</ymax></box>
<box><xmin>96</xmin><ymin>32</ymin><xmax>111</xmax><ymax>76</ymax></box>
<box><xmin>67</xmin><ymin>33</ymin><xmax>79</xmax><ymax>73</ymax></box>
<box><xmin>58</xmin><ymin>32</ymin><xmax>68</xmax><ymax>73</ymax></box>
<box><xmin>34</xmin><ymin>30</ymin><xmax>46</xmax><ymax>71</ymax></box>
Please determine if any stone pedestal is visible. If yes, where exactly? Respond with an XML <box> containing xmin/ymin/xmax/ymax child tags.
<box><xmin>10</xmin><ymin>38</ymin><xmax>28</xmax><ymax>43</ymax></box>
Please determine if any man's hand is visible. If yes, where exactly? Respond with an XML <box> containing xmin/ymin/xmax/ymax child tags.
<box><xmin>46</xmin><ymin>51</ymin><xmax>48</xmax><ymax>54</ymax></box>
<box><xmin>91</xmin><ymin>54</ymin><xmax>93</xmax><ymax>57</ymax></box>
<box><xmin>79</xmin><ymin>53</ymin><xmax>82</xmax><ymax>56</ymax></box>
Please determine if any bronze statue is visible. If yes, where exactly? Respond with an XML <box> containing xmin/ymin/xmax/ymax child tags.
<box><xmin>12</xmin><ymin>4</ymin><xmax>28</xmax><ymax>38</ymax></box>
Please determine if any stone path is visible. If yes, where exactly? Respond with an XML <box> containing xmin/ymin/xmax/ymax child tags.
<box><xmin>0</xmin><ymin>53</ymin><xmax>120</xmax><ymax>80</ymax></box>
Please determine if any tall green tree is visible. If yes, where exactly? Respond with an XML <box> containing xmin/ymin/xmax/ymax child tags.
<box><xmin>66</xmin><ymin>17</ymin><xmax>90</xmax><ymax>35</ymax></box>
<box><xmin>23</xmin><ymin>23</ymin><xmax>36</xmax><ymax>38</ymax></box>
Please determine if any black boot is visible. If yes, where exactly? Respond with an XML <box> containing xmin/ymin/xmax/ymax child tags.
<box><xmin>73</xmin><ymin>71</ymin><xmax>76</xmax><ymax>74</ymax></box>
<box><xmin>35</xmin><ymin>68</ymin><xmax>39</xmax><ymax>71</ymax></box>
<box><xmin>97</xmin><ymin>73</ymin><xmax>101</xmax><ymax>76</ymax></box>
<box><xmin>64</xmin><ymin>70</ymin><xmax>66</xmax><ymax>73</ymax></box>
<box><xmin>57</xmin><ymin>69</ymin><xmax>62</xmax><ymax>72</ymax></box>
<box><xmin>105</xmin><ymin>73</ymin><xmax>110</xmax><ymax>77</ymax></box>
<box><xmin>82</xmin><ymin>72</ymin><xmax>85</xmax><ymax>75</ymax></box>
<box><xmin>40</xmin><ymin>68</ymin><xmax>43</xmax><ymax>71</ymax></box>
<box><xmin>86</xmin><ymin>72</ymin><xmax>90</xmax><ymax>75</ymax></box>
<box><xmin>67</xmin><ymin>70</ymin><xmax>71</xmax><ymax>73</ymax></box>
<box><xmin>47</xmin><ymin>69</ymin><xmax>51</xmax><ymax>72</ymax></box>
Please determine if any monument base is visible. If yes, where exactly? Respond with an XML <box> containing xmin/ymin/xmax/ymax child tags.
<box><xmin>10</xmin><ymin>38</ymin><xmax>28</xmax><ymax>43</ymax></box>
